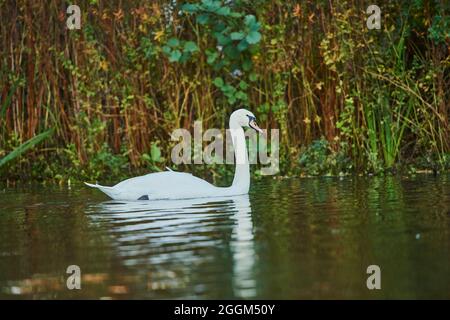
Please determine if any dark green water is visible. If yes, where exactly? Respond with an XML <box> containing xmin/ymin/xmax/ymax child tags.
<box><xmin>0</xmin><ymin>175</ymin><xmax>449</xmax><ymax>299</ymax></box>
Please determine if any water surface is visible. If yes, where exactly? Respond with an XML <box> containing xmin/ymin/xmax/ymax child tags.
<box><xmin>0</xmin><ymin>175</ymin><xmax>449</xmax><ymax>299</ymax></box>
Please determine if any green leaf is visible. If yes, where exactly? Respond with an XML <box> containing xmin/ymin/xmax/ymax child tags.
<box><xmin>142</xmin><ymin>153</ymin><xmax>151</xmax><ymax>163</ymax></box>
<box><xmin>150</xmin><ymin>143</ymin><xmax>162</xmax><ymax>162</ymax></box>
<box><xmin>236</xmin><ymin>91</ymin><xmax>248</xmax><ymax>101</ymax></box>
<box><xmin>244</xmin><ymin>15</ymin><xmax>261</xmax><ymax>32</ymax></box>
<box><xmin>237</xmin><ymin>39</ymin><xmax>249</xmax><ymax>51</ymax></box>
<box><xmin>249</xmin><ymin>72</ymin><xmax>258</xmax><ymax>82</ymax></box>
<box><xmin>239</xmin><ymin>80</ymin><xmax>249</xmax><ymax>90</ymax></box>
<box><xmin>244</xmin><ymin>15</ymin><xmax>256</xmax><ymax>27</ymax></box>
<box><xmin>230</xmin><ymin>12</ymin><xmax>243</xmax><ymax>18</ymax></box>
<box><xmin>213</xmin><ymin>60</ymin><xmax>225</xmax><ymax>71</ymax></box>
<box><xmin>202</xmin><ymin>0</ymin><xmax>220</xmax><ymax>11</ymax></box>
<box><xmin>223</xmin><ymin>45</ymin><xmax>239</xmax><ymax>59</ymax></box>
<box><xmin>0</xmin><ymin>129</ymin><xmax>54</xmax><ymax>168</ymax></box>
<box><xmin>230</xmin><ymin>32</ymin><xmax>245</xmax><ymax>40</ymax></box>
<box><xmin>213</xmin><ymin>21</ymin><xmax>226</xmax><ymax>33</ymax></box>
<box><xmin>242</xmin><ymin>58</ymin><xmax>252</xmax><ymax>71</ymax></box>
<box><xmin>206</xmin><ymin>50</ymin><xmax>218</xmax><ymax>64</ymax></box>
<box><xmin>213</xmin><ymin>77</ymin><xmax>224</xmax><ymax>88</ymax></box>
<box><xmin>250</xmin><ymin>21</ymin><xmax>261</xmax><ymax>31</ymax></box>
<box><xmin>169</xmin><ymin>50</ymin><xmax>182</xmax><ymax>62</ymax></box>
<box><xmin>246</xmin><ymin>31</ymin><xmax>261</xmax><ymax>44</ymax></box>
<box><xmin>196</xmin><ymin>14</ymin><xmax>209</xmax><ymax>25</ymax></box>
<box><xmin>216</xmin><ymin>6</ymin><xmax>230</xmax><ymax>16</ymax></box>
<box><xmin>183</xmin><ymin>41</ymin><xmax>199</xmax><ymax>53</ymax></box>
<box><xmin>215</xmin><ymin>32</ymin><xmax>231</xmax><ymax>46</ymax></box>
<box><xmin>167</xmin><ymin>38</ymin><xmax>180</xmax><ymax>48</ymax></box>
<box><xmin>181</xmin><ymin>3</ymin><xmax>199</xmax><ymax>13</ymax></box>
<box><xmin>179</xmin><ymin>52</ymin><xmax>191</xmax><ymax>63</ymax></box>
<box><xmin>162</xmin><ymin>45</ymin><xmax>172</xmax><ymax>55</ymax></box>
<box><xmin>222</xmin><ymin>84</ymin><xmax>235</xmax><ymax>94</ymax></box>
<box><xmin>227</xmin><ymin>95</ymin><xmax>237</xmax><ymax>104</ymax></box>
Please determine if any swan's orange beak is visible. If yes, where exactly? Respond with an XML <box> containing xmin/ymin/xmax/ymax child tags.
<box><xmin>249</xmin><ymin>119</ymin><xmax>263</xmax><ymax>134</ymax></box>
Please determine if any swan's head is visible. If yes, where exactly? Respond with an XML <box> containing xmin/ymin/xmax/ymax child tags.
<box><xmin>230</xmin><ymin>108</ymin><xmax>263</xmax><ymax>133</ymax></box>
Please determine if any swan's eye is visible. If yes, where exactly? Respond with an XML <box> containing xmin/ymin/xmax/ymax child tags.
<box><xmin>246</xmin><ymin>114</ymin><xmax>256</xmax><ymax>124</ymax></box>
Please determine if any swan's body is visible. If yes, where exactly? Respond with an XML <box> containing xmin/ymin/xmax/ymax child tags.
<box><xmin>85</xmin><ymin>109</ymin><xmax>262</xmax><ymax>201</ymax></box>
<box><xmin>85</xmin><ymin>170</ymin><xmax>243</xmax><ymax>200</ymax></box>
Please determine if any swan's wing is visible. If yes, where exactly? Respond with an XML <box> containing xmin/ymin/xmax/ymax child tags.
<box><xmin>113</xmin><ymin>171</ymin><xmax>218</xmax><ymax>200</ymax></box>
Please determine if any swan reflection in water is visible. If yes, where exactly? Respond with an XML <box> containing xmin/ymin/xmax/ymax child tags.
<box><xmin>86</xmin><ymin>195</ymin><xmax>257</xmax><ymax>298</ymax></box>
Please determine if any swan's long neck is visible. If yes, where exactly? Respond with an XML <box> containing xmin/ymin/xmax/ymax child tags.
<box><xmin>229</xmin><ymin>120</ymin><xmax>250</xmax><ymax>194</ymax></box>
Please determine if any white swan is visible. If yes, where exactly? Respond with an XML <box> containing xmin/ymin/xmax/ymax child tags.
<box><xmin>85</xmin><ymin>109</ymin><xmax>263</xmax><ymax>201</ymax></box>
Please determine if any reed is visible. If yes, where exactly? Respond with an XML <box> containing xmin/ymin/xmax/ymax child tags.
<box><xmin>0</xmin><ymin>129</ymin><xmax>53</xmax><ymax>168</ymax></box>
<box><xmin>0</xmin><ymin>0</ymin><xmax>448</xmax><ymax>182</ymax></box>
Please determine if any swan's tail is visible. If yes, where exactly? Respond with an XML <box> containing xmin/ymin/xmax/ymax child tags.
<box><xmin>84</xmin><ymin>182</ymin><xmax>118</xmax><ymax>199</ymax></box>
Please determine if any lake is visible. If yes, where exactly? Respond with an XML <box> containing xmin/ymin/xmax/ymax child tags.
<box><xmin>0</xmin><ymin>175</ymin><xmax>449</xmax><ymax>299</ymax></box>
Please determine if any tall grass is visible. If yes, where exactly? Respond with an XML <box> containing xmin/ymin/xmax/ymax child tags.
<box><xmin>0</xmin><ymin>0</ymin><xmax>448</xmax><ymax>182</ymax></box>
<box><xmin>0</xmin><ymin>129</ymin><xmax>53</xmax><ymax>168</ymax></box>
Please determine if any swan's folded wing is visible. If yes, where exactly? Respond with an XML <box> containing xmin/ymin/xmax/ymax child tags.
<box><xmin>112</xmin><ymin>171</ymin><xmax>217</xmax><ymax>200</ymax></box>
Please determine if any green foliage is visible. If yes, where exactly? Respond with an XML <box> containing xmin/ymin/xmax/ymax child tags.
<box><xmin>0</xmin><ymin>0</ymin><xmax>448</xmax><ymax>183</ymax></box>
<box><xmin>0</xmin><ymin>129</ymin><xmax>53</xmax><ymax>168</ymax></box>
<box><xmin>162</xmin><ymin>37</ymin><xmax>199</xmax><ymax>63</ymax></box>
<box><xmin>213</xmin><ymin>76</ymin><xmax>248</xmax><ymax>104</ymax></box>
<box><xmin>142</xmin><ymin>142</ymin><xmax>165</xmax><ymax>172</ymax></box>
<box><xmin>63</xmin><ymin>142</ymin><xmax>129</xmax><ymax>182</ymax></box>
<box><xmin>169</xmin><ymin>0</ymin><xmax>262</xmax><ymax>104</ymax></box>
<box><xmin>298</xmin><ymin>139</ymin><xmax>352</xmax><ymax>176</ymax></box>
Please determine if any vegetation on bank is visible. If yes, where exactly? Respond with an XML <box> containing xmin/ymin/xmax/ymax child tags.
<box><xmin>0</xmin><ymin>0</ymin><xmax>449</xmax><ymax>183</ymax></box>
